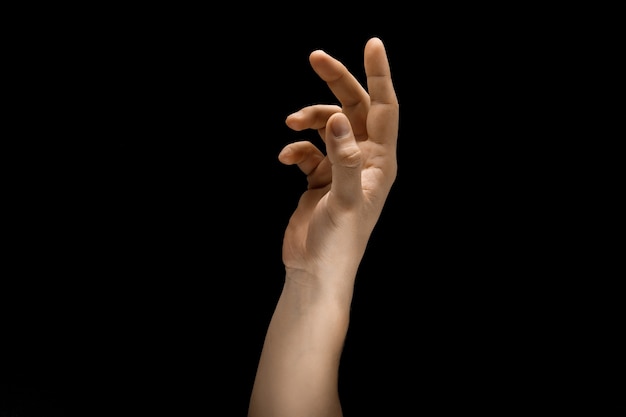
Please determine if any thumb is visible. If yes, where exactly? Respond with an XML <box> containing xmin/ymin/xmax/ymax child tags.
<box><xmin>326</xmin><ymin>113</ymin><xmax>363</xmax><ymax>207</ymax></box>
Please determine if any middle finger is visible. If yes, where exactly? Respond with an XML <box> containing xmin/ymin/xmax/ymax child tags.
<box><xmin>308</xmin><ymin>50</ymin><xmax>370</xmax><ymax>141</ymax></box>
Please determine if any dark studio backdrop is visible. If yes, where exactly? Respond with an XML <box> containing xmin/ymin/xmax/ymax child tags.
<box><xmin>4</xmin><ymin>5</ymin><xmax>623</xmax><ymax>417</ymax></box>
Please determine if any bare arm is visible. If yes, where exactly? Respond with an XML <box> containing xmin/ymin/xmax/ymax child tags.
<box><xmin>248</xmin><ymin>37</ymin><xmax>399</xmax><ymax>417</ymax></box>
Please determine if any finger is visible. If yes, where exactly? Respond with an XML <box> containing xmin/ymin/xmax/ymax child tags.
<box><xmin>278</xmin><ymin>141</ymin><xmax>325</xmax><ymax>176</ymax></box>
<box><xmin>309</xmin><ymin>50</ymin><xmax>369</xmax><ymax>141</ymax></box>
<box><xmin>325</xmin><ymin>113</ymin><xmax>363</xmax><ymax>208</ymax></box>
<box><xmin>285</xmin><ymin>105</ymin><xmax>342</xmax><ymax>132</ymax></box>
<box><xmin>364</xmin><ymin>37</ymin><xmax>399</xmax><ymax>147</ymax></box>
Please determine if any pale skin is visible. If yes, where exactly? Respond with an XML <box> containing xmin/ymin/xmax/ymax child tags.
<box><xmin>248</xmin><ymin>37</ymin><xmax>399</xmax><ymax>417</ymax></box>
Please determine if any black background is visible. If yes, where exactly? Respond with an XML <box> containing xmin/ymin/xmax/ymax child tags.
<box><xmin>3</xmin><ymin>5</ymin><xmax>624</xmax><ymax>417</ymax></box>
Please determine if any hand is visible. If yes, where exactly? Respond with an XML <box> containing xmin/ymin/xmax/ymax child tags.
<box><xmin>278</xmin><ymin>37</ymin><xmax>399</xmax><ymax>289</ymax></box>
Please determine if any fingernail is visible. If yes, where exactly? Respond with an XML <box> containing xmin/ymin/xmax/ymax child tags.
<box><xmin>331</xmin><ymin>115</ymin><xmax>350</xmax><ymax>138</ymax></box>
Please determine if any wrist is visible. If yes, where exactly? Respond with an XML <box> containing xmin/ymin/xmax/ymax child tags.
<box><xmin>284</xmin><ymin>267</ymin><xmax>356</xmax><ymax>311</ymax></box>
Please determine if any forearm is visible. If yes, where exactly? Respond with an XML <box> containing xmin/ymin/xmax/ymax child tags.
<box><xmin>248</xmin><ymin>271</ymin><xmax>355</xmax><ymax>417</ymax></box>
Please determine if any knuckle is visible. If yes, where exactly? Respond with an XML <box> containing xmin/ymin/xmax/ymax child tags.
<box><xmin>338</xmin><ymin>146</ymin><xmax>362</xmax><ymax>168</ymax></box>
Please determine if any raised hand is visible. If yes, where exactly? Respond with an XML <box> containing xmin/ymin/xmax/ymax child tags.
<box><xmin>249</xmin><ymin>37</ymin><xmax>399</xmax><ymax>417</ymax></box>
<box><xmin>278</xmin><ymin>37</ymin><xmax>399</xmax><ymax>286</ymax></box>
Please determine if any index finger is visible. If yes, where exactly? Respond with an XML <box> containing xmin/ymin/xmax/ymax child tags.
<box><xmin>364</xmin><ymin>37</ymin><xmax>399</xmax><ymax>146</ymax></box>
